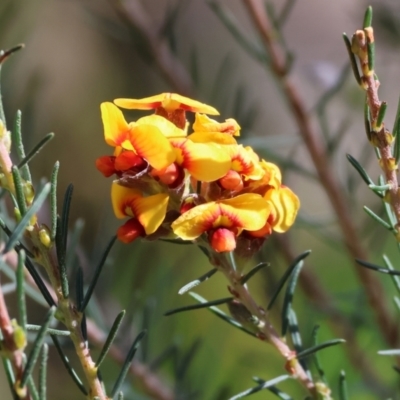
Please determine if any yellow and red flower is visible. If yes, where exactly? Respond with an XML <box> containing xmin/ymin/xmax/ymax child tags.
<box><xmin>111</xmin><ymin>182</ymin><xmax>169</xmax><ymax>243</ymax></box>
<box><xmin>114</xmin><ymin>93</ymin><xmax>219</xmax><ymax>129</ymax></box>
<box><xmin>171</xmin><ymin>193</ymin><xmax>271</xmax><ymax>252</ymax></box>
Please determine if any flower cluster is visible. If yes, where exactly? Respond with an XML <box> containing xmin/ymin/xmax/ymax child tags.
<box><xmin>96</xmin><ymin>93</ymin><xmax>300</xmax><ymax>254</ymax></box>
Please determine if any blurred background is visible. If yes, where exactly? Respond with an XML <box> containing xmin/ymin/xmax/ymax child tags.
<box><xmin>2</xmin><ymin>0</ymin><xmax>400</xmax><ymax>399</ymax></box>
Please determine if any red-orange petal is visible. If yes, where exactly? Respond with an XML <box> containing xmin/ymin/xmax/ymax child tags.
<box><xmin>117</xmin><ymin>218</ymin><xmax>145</xmax><ymax>243</ymax></box>
<box><xmin>114</xmin><ymin>151</ymin><xmax>146</xmax><ymax>171</ymax></box>
<box><xmin>96</xmin><ymin>156</ymin><xmax>116</xmax><ymax>177</ymax></box>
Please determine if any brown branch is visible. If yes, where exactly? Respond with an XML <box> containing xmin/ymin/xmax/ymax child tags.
<box><xmin>112</xmin><ymin>0</ymin><xmax>193</xmax><ymax>96</ymax></box>
<box><xmin>242</xmin><ymin>0</ymin><xmax>399</xmax><ymax>350</ymax></box>
<box><xmin>3</xmin><ymin>249</ymin><xmax>173</xmax><ymax>400</ymax></box>
<box><xmin>0</xmin><ymin>261</ymin><xmax>31</xmax><ymax>400</ymax></box>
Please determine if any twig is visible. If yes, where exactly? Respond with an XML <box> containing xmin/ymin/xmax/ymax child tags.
<box><xmin>0</xmin><ymin>266</ymin><xmax>31</xmax><ymax>400</ymax></box>
<box><xmin>111</xmin><ymin>0</ymin><xmax>193</xmax><ymax>96</ymax></box>
<box><xmin>242</xmin><ymin>0</ymin><xmax>399</xmax><ymax>350</ymax></box>
<box><xmin>275</xmin><ymin>235</ymin><xmax>390</xmax><ymax>398</ymax></box>
<box><xmin>2</xmin><ymin>249</ymin><xmax>173</xmax><ymax>400</ymax></box>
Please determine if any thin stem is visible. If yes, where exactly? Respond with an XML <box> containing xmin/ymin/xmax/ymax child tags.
<box><xmin>242</xmin><ymin>0</ymin><xmax>399</xmax><ymax>352</ymax></box>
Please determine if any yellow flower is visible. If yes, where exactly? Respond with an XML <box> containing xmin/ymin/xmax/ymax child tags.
<box><xmin>111</xmin><ymin>182</ymin><xmax>169</xmax><ymax>242</ymax></box>
<box><xmin>114</xmin><ymin>93</ymin><xmax>219</xmax><ymax>115</ymax></box>
<box><xmin>172</xmin><ymin>193</ymin><xmax>270</xmax><ymax>252</ymax></box>
<box><xmin>101</xmin><ymin>102</ymin><xmax>177</xmax><ymax>170</ymax></box>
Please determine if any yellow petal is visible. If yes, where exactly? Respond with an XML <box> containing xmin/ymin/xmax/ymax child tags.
<box><xmin>101</xmin><ymin>102</ymin><xmax>130</xmax><ymax>147</ymax></box>
<box><xmin>220</xmin><ymin>194</ymin><xmax>271</xmax><ymax>231</ymax></box>
<box><xmin>172</xmin><ymin>202</ymin><xmax>220</xmax><ymax>240</ymax></box>
<box><xmin>114</xmin><ymin>93</ymin><xmax>219</xmax><ymax>115</ymax></box>
<box><xmin>193</xmin><ymin>113</ymin><xmax>240</xmax><ymax>135</ymax></box>
<box><xmin>131</xmin><ymin>193</ymin><xmax>169</xmax><ymax>234</ymax></box>
<box><xmin>188</xmin><ymin>131</ymin><xmax>237</xmax><ymax>145</ymax></box>
<box><xmin>137</xmin><ymin>115</ymin><xmax>186</xmax><ymax>137</ymax></box>
<box><xmin>111</xmin><ymin>182</ymin><xmax>142</xmax><ymax>219</ymax></box>
<box><xmin>171</xmin><ymin>139</ymin><xmax>231</xmax><ymax>182</ymax></box>
<box><xmin>131</xmin><ymin>124</ymin><xmax>176</xmax><ymax>170</ymax></box>
<box><xmin>265</xmin><ymin>187</ymin><xmax>300</xmax><ymax>232</ymax></box>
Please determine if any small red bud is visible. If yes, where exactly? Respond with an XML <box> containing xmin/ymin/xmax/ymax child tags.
<box><xmin>209</xmin><ymin>228</ymin><xmax>237</xmax><ymax>252</ymax></box>
<box><xmin>117</xmin><ymin>218</ymin><xmax>145</xmax><ymax>243</ymax></box>
<box><xmin>115</xmin><ymin>151</ymin><xmax>146</xmax><ymax>171</ymax></box>
<box><xmin>151</xmin><ymin>163</ymin><xmax>180</xmax><ymax>185</ymax></box>
<box><xmin>96</xmin><ymin>156</ymin><xmax>116</xmax><ymax>177</ymax></box>
<box><xmin>219</xmin><ymin>170</ymin><xmax>244</xmax><ymax>191</ymax></box>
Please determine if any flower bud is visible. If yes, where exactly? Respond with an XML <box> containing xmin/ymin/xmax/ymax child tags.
<box><xmin>219</xmin><ymin>170</ymin><xmax>244</xmax><ymax>191</ymax></box>
<box><xmin>39</xmin><ymin>224</ymin><xmax>52</xmax><ymax>248</ymax></box>
<box><xmin>209</xmin><ymin>228</ymin><xmax>236</xmax><ymax>252</ymax></box>
<box><xmin>117</xmin><ymin>218</ymin><xmax>145</xmax><ymax>243</ymax></box>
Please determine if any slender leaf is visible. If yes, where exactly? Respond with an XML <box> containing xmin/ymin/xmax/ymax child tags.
<box><xmin>342</xmin><ymin>34</ymin><xmax>361</xmax><ymax>86</ymax></box>
<box><xmin>229</xmin><ymin>375</ymin><xmax>290</xmax><ymax>400</ymax></box>
<box><xmin>356</xmin><ymin>259</ymin><xmax>400</xmax><ymax>275</ymax></box>
<box><xmin>17</xmin><ymin>133</ymin><xmax>54</xmax><ymax>169</ymax></box>
<box><xmin>24</xmin><ymin>257</ymin><xmax>56</xmax><ymax>307</ymax></box>
<box><xmin>189</xmin><ymin>292</ymin><xmax>256</xmax><ymax>337</ymax></box>
<box><xmin>268</xmin><ymin>250</ymin><xmax>311</xmax><ymax>311</ymax></box>
<box><xmin>363</xmin><ymin>206</ymin><xmax>392</xmax><ymax>231</ymax></box>
<box><xmin>12</xmin><ymin>110</ymin><xmax>31</xmax><ymax>181</ymax></box>
<box><xmin>241</xmin><ymin>262</ymin><xmax>269</xmax><ymax>286</ymax></box>
<box><xmin>178</xmin><ymin>268</ymin><xmax>217</xmax><ymax>295</ymax></box>
<box><xmin>20</xmin><ymin>306</ymin><xmax>56</xmax><ymax>387</ymax></box>
<box><xmin>50</xmin><ymin>161</ymin><xmax>59</xmax><ymax>241</ymax></box>
<box><xmin>165</xmin><ymin>297</ymin><xmax>233</xmax><ymax>316</ymax></box>
<box><xmin>382</xmin><ymin>255</ymin><xmax>400</xmax><ymax>293</ymax></box>
<box><xmin>16</xmin><ymin>249</ymin><xmax>27</xmax><ymax>331</ymax></box>
<box><xmin>96</xmin><ymin>310</ymin><xmax>126</xmax><ymax>368</ymax></box>
<box><xmin>39</xmin><ymin>343</ymin><xmax>49</xmax><ymax>400</ymax></box>
<box><xmin>80</xmin><ymin>235</ymin><xmax>117</xmax><ymax>312</ymax></box>
<box><xmin>3</xmin><ymin>183</ymin><xmax>51</xmax><ymax>254</ymax></box>
<box><xmin>297</xmin><ymin>339</ymin><xmax>345</xmax><ymax>360</ymax></box>
<box><xmin>11</xmin><ymin>165</ymin><xmax>27</xmax><ymax>215</ymax></box>
<box><xmin>51</xmin><ymin>335</ymin><xmax>88</xmax><ymax>395</ymax></box>
<box><xmin>281</xmin><ymin>260</ymin><xmax>304</xmax><ymax>337</ymax></box>
<box><xmin>338</xmin><ymin>370</ymin><xmax>348</xmax><ymax>400</ymax></box>
<box><xmin>110</xmin><ymin>330</ymin><xmax>147</xmax><ymax>397</ymax></box>
<box><xmin>26</xmin><ymin>325</ymin><xmax>70</xmax><ymax>336</ymax></box>
<box><xmin>363</xmin><ymin>6</ymin><xmax>373</xmax><ymax>28</ymax></box>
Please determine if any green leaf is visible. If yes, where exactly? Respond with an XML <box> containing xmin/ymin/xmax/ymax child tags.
<box><xmin>338</xmin><ymin>370</ymin><xmax>348</xmax><ymax>400</ymax></box>
<box><xmin>17</xmin><ymin>133</ymin><xmax>54</xmax><ymax>170</ymax></box>
<box><xmin>80</xmin><ymin>235</ymin><xmax>117</xmax><ymax>312</ymax></box>
<box><xmin>356</xmin><ymin>259</ymin><xmax>400</xmax><ymax>275</ymax></box>
<box><xmin>164</xmin><ymin>296</ymin><xmax>233</xmax><ymax>316</ymax></box>
<box><xmin>267</xmin><ymin>250</ymin><xmax>311</xmax><ymax>311</ymax></box>
<box><xmin>281</xmin><ymin>260</ymin><xmax>304</xmax><ymax>337</ymax></box>
<box><xmin>51</xmin><ymin>334</ymin><xmax>88</xmax><ymax>395</ymax></box>
<box><xmin>39</xmin><ymin>343</ymin><xmax>49</xmax><ymax>400</ymax></box>
<box><xmin>96</xmin><ymin>310</ymin><xmax>126</xmax><ymax>368</ymax></box>
<box><xmin>363</xmin><ymin>6</ymin><xmax>373</xmax><ymax>28</ymax></box>
<box><xmin>178</xmin><ymin>268</ymin><xmax>217</xmax><ymax>295</ymax></box>
<box><xmin>363</xmin><ymin>206</ymin><xmax>393</xmax><ymax>231</ymax></box>
<box><xmin>189</xmin><ymin>291</ymin><xmax>256</xmax><ymax>337</ymax></box>
<box><xmin>3</xmin><ymin>183</ymin><xmax>51</xmax><ymax>254</ymax></box>
<box><xmin>11</xmin><ymin>165</ymin><xmax>27</xmax><ymax>215</ymax></box>
<box><xmin>297</xmin><ymin>339</ymin><xmax>345</xmax><ymax>360</ymax></box>
<box><xmin>16</xmin><ymin>249</ymin><xmax>27</xmax><ymax>331</ymax></box>
<box><xmin>229</xmin><ymin>375</ymin><xmax>290</xmax><ymax>400</ymax></box>
<box><xmin>20</xmin><ymin>306</ymin><xmax>56</xmax><ymax>387</ymax></box>
<box><xmin>12</xmin><ymin>110</ymin><xmax>31</xmax><ymax>182</ymax></box>
<box><xmin>110</xmin><ymin>330</ymin><xmax>147</xmax><ymax>397</ymax></box>
<box><xmin>50</xmin><ymin>161</ymin><xmax>60</xmax><ymax>241</ymax></box>
<box><xmin>240</xmin><ymin>262</ymin><xmax>269</xmax><ymax>285</ymax></box>
<box><xmin>342</xmin><ymin>34</ymin><xmax>361</xmax><ymax>86</ymax></box>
